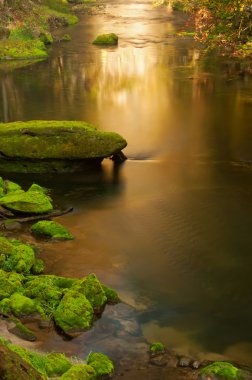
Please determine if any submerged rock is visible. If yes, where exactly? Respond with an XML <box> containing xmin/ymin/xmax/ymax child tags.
<box><xmin>0</xmin><ymin>120</ymin><xmax>126</xmax><ymax>161</ymax></box>
<box><xmin>93</xmin><ymin>33</ymin><xmax>118</xmax><ymax>45</ymax></box>
<box><xmin>31</xmin><ymin>220</ymin><xmax>74</xmax><ymax>240</ymax></box>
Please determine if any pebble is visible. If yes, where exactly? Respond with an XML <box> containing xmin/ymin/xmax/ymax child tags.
<box><xmin>178</xmin><ymin>357</ymin><xmax>191</xmax><ymax>367</ymax></box>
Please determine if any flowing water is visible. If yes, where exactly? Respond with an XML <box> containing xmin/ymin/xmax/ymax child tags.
<box><xmin>1</xmin><ymin>0</ymin><xmax>252</xmax><ymax>373</ymax></box>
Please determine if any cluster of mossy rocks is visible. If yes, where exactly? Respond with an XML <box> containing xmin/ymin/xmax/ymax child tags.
<box><xmin>0</xmin><ymin>336</ymin><xmax>114</xmax><ymax>379</ymax></box>
<box><xmin>0</xmin><ymin>176</ymin><xmax>119</xmax><ymax>379</ymax></box>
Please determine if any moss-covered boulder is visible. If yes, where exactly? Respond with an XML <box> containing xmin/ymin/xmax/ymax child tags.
<box><xmin>31</xmin><ymin>220</ymin><xmax>74</xmax><ymax>240</ymax></box>
<box><xmin>92</xmin><ymin>33</ymin><xmax>118</xmax><ymax>46</ymax></box>
<box><xmin>45</xmin><ymin>353</ymin><xmax>72</xmax><ymax>376</ymax></box>
<box><xmin>0</xmin><ymin>342</ymin><xmax>45</xmax><ymax>380</ymax></box>
<box><xmin>87</xmin><ymin>353</ymin><xmax>114</xmax><ymax>377</ymax></box>
<box><xmin>199</xmin><ymin>362</ymin><xmax>244</xmax><ymax>379</ymax></box>
<box><xmin>0</xmin><ymin>121</ymin><xmax>127</xmax><ymax>161</ymax></box>
<box><xmin>0</xmin><ymin>237</ymin><xmax>38</xmax><ymax>274</ymax></box>
<box><xmin>150</xmin><ymin>342</ymin><xmax>166</xmax><ymax>355</ymax></box>
<box><xmin>76</xmin><ymin>273</ymin><xmax>107</xmax><ymax>313</ymax></box>
<box><xmin>60</xmin><ymin>364</ymin><xmax>96</xmax><ymax>380</ymax></box>
<box><xmin>0</xmin><ymin>184</ymin><xmax>53</xmax><ymax>214</ymax></box>
<box><xmin>9</xmin><ymin>293</ymin><xmax>37</xmax><ymax>317</ymax></box>
<box><xmin>54</xmin><ymin>289</ymin><xmax>94</xmax><ymax>335</ymax></box>
<box><xmin>0</xmin><ymin>269</ymin><xmax>24</xmax><ymax>301</ymax></box>
<box><xmin>8</xmin><ymin>317</ymin><xmax>37</xmax><ymax>342</ymax></box>
<box><xmin>102</xmin><ymin>284</ymin><xmax>120</xmax><ymax>304</ymax></box>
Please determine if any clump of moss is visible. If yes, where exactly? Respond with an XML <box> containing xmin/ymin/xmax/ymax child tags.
<box><xmin>0</xmin><ymin>268</ymin><xmax>24</xmax><ymax>300</ymax></box>
<box><xmin>45</xmin><ymin>353</ymin><xmax>72</xmax><ymax>376</ymax></box>
<box><xmin>61</xmin><ymin>34</ymin><xmax>71</xmax><ymax>41</ymax></box>
<box><xmin>31</xmin><ymin>259</ymin><xmax>45</xmax><ymax>275</ymax></box>
<box><xmin>92</xmin><ymin>33</ymin><xmax>118</xmax><ymax>46</ymax></box>
<box><xmin>200</xmin><ymin>362</ymin><xmax>244</xmax><ymax>379</ymax></box>
<box><xmin>102</xmin><ymin>284</ymin><xmax>120</xmax><ymax>304</ymax></box>
<box><xmin>150</xmin><ymin>342</ymin><xmax>166</xmax><ymax>355</ymax></box>
<box><xmin>60</xmin><ymin>364</ymin><xmax>96</xmax><ymax>379</ymax></box>
<box><xmin>87</xmin><ymin>352</ymin><xmax>114</xmax><ymax>377</ymax></box>
<box><xmin>31</xmin><ymin>220</ymin><xmax>74</xmax><ymax>240</ymax></box>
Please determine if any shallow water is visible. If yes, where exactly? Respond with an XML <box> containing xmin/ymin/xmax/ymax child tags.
<box><xmin>1</xmin><ymin>0</ymin><xmax>252</xmax><ymax>372</ymax></box>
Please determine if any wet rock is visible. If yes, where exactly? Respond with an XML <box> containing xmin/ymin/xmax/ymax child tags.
<box><xmin>178</xmin><ymin>357</ymin><xmax>192</xmax><ymax>367</ymax></box>
<box><xmin>39</xmin><ymin>318</ymin><xmax>54</xmax><ymax>329</ymax></box>
<box><xmin>191</xmin><ymin>360</ymin><xmax>201</xmax><ymax>369</ymax></box>
<box><xmin>150</xmin><ymin>355</ymin><xmax>168</xmax><ymax>367</ymax></box>
<box><xmin>8</xmin><ymin>318</ymin><xmax>37</xmax><ymax>342</ymax></box>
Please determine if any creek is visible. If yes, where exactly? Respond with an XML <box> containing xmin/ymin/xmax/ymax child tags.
<box><xmin>1</xmin><ymin>0</ymin><xmax>252</xmax><ymax>375</ymax></box>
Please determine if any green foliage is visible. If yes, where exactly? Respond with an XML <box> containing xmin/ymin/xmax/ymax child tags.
<box><xmin>175</xmin><ymin>0</ymin><xmax>252</xmax><ymax>53</ymax></box>
<box><xmin>87</xmin><ymin>352</ymin><xmax>114</xmax><ymax>377</ymax></box>
<box><xmin>200</xmin><ymin>361</ymin><xmax>244</xmax><ymax>379</ymax></box>
<box><xmin>31</xmin><ymin>220</ymin><xmax>74</xmax><ymax>240</ymax></box>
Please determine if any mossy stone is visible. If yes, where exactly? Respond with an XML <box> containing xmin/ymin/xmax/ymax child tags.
<box><xmin>0</xmin><ymin>120</ymin><xmax>127</xmax><ymax>161</ymax></box>
<box><xmin>9</xmin><ymin>293</ymin><xmax>37</xmax><ymax>316</ymax></box>
<box><xmin>31</xmin><ymin>259</ymin><xmax>45</xmax><ymax>275</ymax></box>
<box><xmin>0</xmin><ymin>186</ymin><xmax>53</xmax><ymax>214</ymax></box>
<box><xmin>200</xmin><ymin>361</ymin><xmax>243</xmax><ymax>379</ymax></box>
<box><xmin>87</xmin><ymin>352</ymin><xmax>114</xmax><ymax>377</ymax></box>
<box><xmin>102</xmin><ymin>284</ymin><xmax>120</xmax><ymax>304</ymax></box>
<box><xmin>60</xmin><ymin>364</ymin><xmax>96</xmax><ymax>380</ymax></box>
<box><xmin>44</xmin><ymin>353</ymin><xmax>72</xmax><ymax>376</ymax></box>
<box><xmin>31</xmin><ymin>220</ymin><xmax>74</xmax><ymax>240</ymax></box>
<box><xmin>77</xmin><ymin>273</ymin><xmax>107</xmax><ymax>312</ymax></box>
<box><xmin>92</xmin><ymin>33</ymin><xmax>118</xmax><ymax>45</ymax></box>
<box><xmin>2</xmin><ymin>243</ymin><xmax>36</xmax><ymax>274</ymax></box>
<box><xmin>8</xmin><ymin>318</ymin><xmax>37</xmax><ymax>342</ymax></box>
<box><xmin>54</xmin><ymin>289</ymin><xmax>94</xmax><ymax>334</ymax></box>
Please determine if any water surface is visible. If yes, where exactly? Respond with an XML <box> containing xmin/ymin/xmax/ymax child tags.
<box><xmin>1</xmin><ymin>0</ymin><xmax>252</xmax><ymax>371</ymax></box>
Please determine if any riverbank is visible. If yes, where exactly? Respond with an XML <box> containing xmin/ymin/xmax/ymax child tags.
<box><xmin>0</xmin><ymin>0</ymin><xmax>78</xmax><ymax>62</ymax></box>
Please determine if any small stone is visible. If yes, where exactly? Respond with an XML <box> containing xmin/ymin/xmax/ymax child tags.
<box><xmin>191</xmin><ymin>360</ymin><xmax>201</xmax><ymax>369</ymax></box>
<box><xmin>178</xmin><ymin>357</ymin><xmax>191</xmax><ymax>367</ymax></box>
<box><xmin>150</xmin><ymin>355</ymin><xmax>168</xmax><ymax>367</ymax></box>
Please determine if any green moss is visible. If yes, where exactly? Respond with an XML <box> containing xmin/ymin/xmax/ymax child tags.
<box><xmin>31</xmin><ymin>220</ymin><xmax>74</xmax><ymax>240</ymax></box>
<box><xmin>39</xmin><ymin>31</ymin><xmax>53</xmax><ymax>45</ymax></box>
<box><xmin>0</xmin><ymin>185</ymin><xmax>53</xmax><ymax>214</ymax></box>
<box><xmin>0</xmin><ymin>39</ymin><xmax>48</xmax><ymax>60</ymax></box>
<box><xmin>76</xmin><ymin>274</ymin><xmax>107</xmax><ymax>312</ymax></box>
<box><xmin>9</xmin><ymin>26</ymin><xmax>34</xmax><ymax>42</ymax></box>
<box><xmin>41</xmin><ymin>6</ymin><xmax>78</xmax><ymax>25</ymax></box>
<box><xmin>200</xmin><ymin>362</ymin><xmax>244</xmax><ymax>379</ymax></box>
<box><xmin>8</xmin><ymin>344</ymin><xmax>47</xmax><ymax>375</ymax></box>
<box><xmin>61</xmin><ymin>34</ymin><xmax>71</xmax><ymax>41</ymax></box>
<box><xmin>87</xmin><ymin>352</ymin><xmax>114</xmax><ymax>377</ymax></box>
<box><xmin>92</xmin><ymin>33</ymin><xmax>118</xmax><ymax>46</ymax></box>
<box><xmin>54</xmin><ymin>289</ymin><xmax>94</xmax><ymax>334</ymax></box>
<box><xmin>60</xmin><ymin>364</ymin><xmax>96</xmax><ymax>380</ymax></box>
<box><xmin>2</xmin><ymin>179</ymin><xmax>22</xmax><ymax>194</ymax></box>
<box><xmin>150</xmin><ymin>342</ymin><xmax>166</xmax><ymax>354</ymax></box>
<box><xmin>0</xmin><ymin>120</ymin><xmax>127</xmax><ymax>160</ymax></box>
<box><xmin>102</xmin><ymin>284</ymin><xmax>120</xmax><ymax>304</ymax></box>
<box><xmin>9</xmin><ymin>293</ymin><xmax>37</xmax><ymax>316</ymax></box>
<box><xmin>0</xmin><ymin>298</ymin><xmax>12</xmax><ymax>314</ymax></box>
<box><xmin>45</xmin><ymin>353</ymin><xmax>72</xmax><ymax>376</ymax></box>
<box><xmin>31</xmin><ymin>259</ymin><xmax>45</xmax><ymax>274</ymax></box>
<box><xmin>3</xmin><ymin>243</ymin><xmax>36</xmax><ymax>274</ymax></box>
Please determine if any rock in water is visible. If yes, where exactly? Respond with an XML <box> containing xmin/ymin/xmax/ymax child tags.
<box><xmin>0</xmin><ymin>120</ymin><xmax>126</xmax><ymax>160</ymax></box>
<box><xmin>92</xmin><ymin>33</ymin><xmax>118</xmax><ymax>45</ymax></box>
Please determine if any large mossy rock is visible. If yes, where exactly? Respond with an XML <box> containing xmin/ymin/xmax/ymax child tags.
<box><xmin>31</xmin><ymin>220</ymin><xmax>74</xmax><ymax>240</ymax></box>
<box><xmin>199</xmin><ymin>362</ymin><xmax>244</xmax><ymax>379</ymax></box>
<box><xmin>0</xmin><ymin>120</ymin><xmax>127</xmax><ymax>160</ymax></box>
<box><xmin>0</xmin><ymin>342</ymin><xmax>45</xmax><ymax>380</ymax></box>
